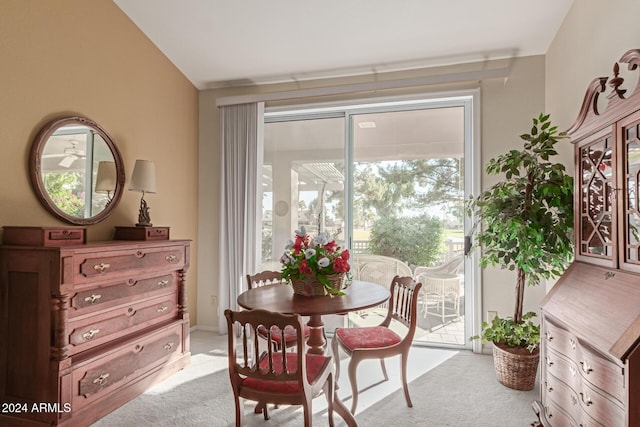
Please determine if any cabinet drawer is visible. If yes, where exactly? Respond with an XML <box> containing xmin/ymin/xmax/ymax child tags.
<box><xmin>73</xmin><ymin>245</ymin><xmax>186</xmax><ymax>283</ymax></box>
<box><xmin>577</xmin><ymin>343</ymin><xmax>625</xmax><ymax>404</ymax></box>
<box><xmin>544</xmin><ymin>319</ymin><xmax>580</xmax><ymax>361</ymax></box>
<box><xmin>544</xmin><ymin>349</ymin><xmax>580</xmax><ymax>392</ymax></box>
<box><xmin>577</xmin><ymin>380</ymin><xmax>625</xmax><ymax>427</ymax></box>
<box><xmin>544</xmin><ymin>373</ymin><xmax>581</xmax><ymax>423</ymax></box>
<box><xmin>2</xmin><ymin>226</ymin><xmax>86</xmax><ymax>246</ymax></box>
<box><xmin>70</xmin><ymin>273</ymin><xmax>176</xmax><ymax>317</ymax></box>
<box><xmin>541</xmin><ymin>399</ymin><xmax>579</xmax><ymax>427</ymax></box>
<box><xmin>71</xmin><ymin>323</ymin><xmax>183</xmax><ymax>412</ymax></box>
<box><xmin>67</xmin><ymin>295</ymin><xmax>177</xmax><ymax>355</ymax></box>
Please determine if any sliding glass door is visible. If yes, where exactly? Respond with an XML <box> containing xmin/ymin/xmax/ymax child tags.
<box><xmin>261</xmin><ymin>115</ymin><xmax>346</xmax><ymax>272</ymax></box>
<box><xmin>261</xmin><ymin>94</ymin><xmax>475</xmax><ymax>349</ymax></box>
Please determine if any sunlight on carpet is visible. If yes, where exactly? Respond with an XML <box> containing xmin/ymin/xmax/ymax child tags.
<box><xmin>143</xmin><ymin>350</ymin><xmax>228</xmax><ymax>395</ymax></box>
<box><xmin>91</xmin><ymin>331</ymin><xmax>459</xmax><ymax>426</ymax></box>
<box><xmin>331</xmin><ymin>347</ymin><xmax>456</xmax><ymax>415</ymax></box>
<box><xmin>136</xmin><ymin>345</ymin><xmax>455</xmax><ymax>418</ymax></box>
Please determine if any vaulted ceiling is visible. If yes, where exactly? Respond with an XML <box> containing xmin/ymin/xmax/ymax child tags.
<box><xmin>113</xmin><ymin>0</ymin><xmax>574</xmax><ymax>90</ymax></box>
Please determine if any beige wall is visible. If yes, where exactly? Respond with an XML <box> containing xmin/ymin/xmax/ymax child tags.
<box><xmin>546</xmin><ymin>0</ymin><xmax>640</xmax><ymax>134</ymax></box>
<box><xmin>0</xmin><ymin>1</ymin><xmax>200</xmax><ymax>323</ymax></box>
<box><xmin>546</xmin><ymin>0</ymin><xmax>640</xmax><ymax>173</ymax></box>
<box><xmin>198</xmin><ymin>55</ymin><xmax>547</xmax><ymax>332</ymax></box>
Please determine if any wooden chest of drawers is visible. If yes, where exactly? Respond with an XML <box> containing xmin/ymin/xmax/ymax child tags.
<box><xmin>0</xmin><ymin>238</ymin><xmax>191</xmax><ymax>426</ymax></box>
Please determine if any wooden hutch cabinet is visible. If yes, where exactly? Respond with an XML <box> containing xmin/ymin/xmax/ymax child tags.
<box><xmin>533</xmin><ymin>50</ymin><xmax>640</xmax><ymax>426</ymax></box>
<box><xmin>0</xmin><ymin>227</ymin><xmax>191</xmax><ymax>426</ymax></box>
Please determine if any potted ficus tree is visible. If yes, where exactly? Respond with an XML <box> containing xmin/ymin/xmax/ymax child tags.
<box><xmin>467</xmin><ymin>113</ymin><xmax>574</xmax><ymax>391</ymax></box>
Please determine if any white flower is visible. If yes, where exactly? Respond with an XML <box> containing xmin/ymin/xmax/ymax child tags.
<box><xmin>304</xmin><ymin>248</ymin><xmax>316</xmax><ymax>259</ymax></box>
<box><xmin>317</xmin><ymin>257</ymin><xmax>330</xmax><ymax>268</ymax></box>
<box><xmin>313</xmin><ymin>231</ymin><xmax>331</xmax><ymax>246</ymax></box>
<box><xmin>295</xmin><ymin>226</ymin><xmax>307</xmax><ymax>237</ymax></box>
<box><xmin>284</xmin><ymin>240</ymin><xmax>294</xmax><ymax>250</ymax></box>
<box><xmin>280</xmin><ymin>253</ymin><xmax>293</xmax><ymax>264</ymax></box>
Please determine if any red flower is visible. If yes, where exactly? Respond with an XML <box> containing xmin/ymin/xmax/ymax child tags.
<box><xmin>332</xmin><ymin>257</ymin><xmax>350</xmax><ymax>273</ymax></box>
<box><xmin>323</xmin><ymin>240</ymin><xmax>337</xmax><ymax>253</ymax></box>
<box><xmin>299</xmin><ymin>259</ymin><xmax>313</xmax><ymax>275</ymax></box>
<box><xmin>341</xmin><ymin>249</ymin><xmax>350</xmax><ymax>262</ymax></box>
<box><xmin>292</xmin><ymin>234</ymin><xmax>310</xmax><ymax>255</ymax></box>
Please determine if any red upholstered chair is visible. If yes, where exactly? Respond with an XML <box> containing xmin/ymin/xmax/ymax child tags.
<box><xmin>246</xmin><ymin>271</ymin><xmax>312</xmax><ymax>352</ymax></box>
<box><xmin>225</xmin><ymin>309</ymin><xmax>335</xmax><ymax>427</ymax></box>
<box><xmin>331</xmin><ymin>275</ymin><xmax>422</xmax><ymax>414</ymax></box>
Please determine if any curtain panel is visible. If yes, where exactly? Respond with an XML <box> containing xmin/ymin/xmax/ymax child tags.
<box><xmin>218</xmin><ymin>102</ymin><xmax>264</xmax><ymax>333</ymax></box>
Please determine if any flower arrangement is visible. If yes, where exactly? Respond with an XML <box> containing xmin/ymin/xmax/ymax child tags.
<box><xmin>280</xmin><ymin>226</ymin><xmax>351</xmax><ymax>296</ymax></box>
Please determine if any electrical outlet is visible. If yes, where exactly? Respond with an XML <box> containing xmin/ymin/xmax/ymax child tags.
<box><xmin>210</xmin><ymin>295</ymin><xmax>219</xmax><ymax>317</ymax></box>
<box><xmin>487</xmin><ymin>311</ymin><xmax>498</xmax><ymax>322</ymax></box>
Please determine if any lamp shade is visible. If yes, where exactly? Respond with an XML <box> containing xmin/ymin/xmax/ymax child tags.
<box><xmin>94</xmin><ymin>161</ymin><xmax>117</xmax><ymax>193</ymax></box>
<box><xmin>128</xmin><ymin>159</ymin><xmax>156</xmax><ymax>194</ymax></box>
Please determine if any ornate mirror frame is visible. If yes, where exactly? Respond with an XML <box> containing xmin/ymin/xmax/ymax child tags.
<box><xmin>29</xmin><ymin>116</ymin><xmax>125</xmax><ymax>225</ymax></box>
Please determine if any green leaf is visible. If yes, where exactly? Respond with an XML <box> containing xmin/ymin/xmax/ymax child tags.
<box><xmin>467</xmin><ymin>113</ymin><xmax>572</xmax><ymax>323</ymax></box>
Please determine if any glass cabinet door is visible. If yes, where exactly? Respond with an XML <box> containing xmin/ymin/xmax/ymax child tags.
<box><xmin>620</xmin><ymin>113</ymin><xmax>640</xmax><ymax>270</ymax></box>
<box><xmin>578</xmin><ymin>131</ymin><xmax>615</xmax><ymax>263</ymax></box>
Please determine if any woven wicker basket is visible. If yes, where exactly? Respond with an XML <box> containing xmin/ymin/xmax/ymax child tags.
<box><xmin>492</xmin><ymin>342</ymin><xmax>540</xmax><ymax>391</ymax></box>
<box><xmin>290</xmin><ymin>274</ymin><xmax>344</xmax><ymax>296</ymax></box>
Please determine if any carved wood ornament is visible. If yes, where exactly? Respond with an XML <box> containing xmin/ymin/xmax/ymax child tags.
<box><xmin>568</xmin><ymin>49</ymin><xmax>640</xmax><ymax>140</ymax></box>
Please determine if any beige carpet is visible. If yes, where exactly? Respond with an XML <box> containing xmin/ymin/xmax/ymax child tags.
<box><xmin>91</xmin><ymin>330</ymin><xmax>539</xmax><ymax>427</ymax></box>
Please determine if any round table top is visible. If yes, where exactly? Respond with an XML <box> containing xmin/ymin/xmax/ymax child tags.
<box><xmin>237</xmin><ymin>280</ymin><xmax>390</xmax><ymax>317</ymax></box>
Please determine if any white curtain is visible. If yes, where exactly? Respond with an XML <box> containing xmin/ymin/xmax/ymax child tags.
<box><xmin>218</xmin><ymin>102</ymin><xmax>264</xmax><ymax>333</ymax></box>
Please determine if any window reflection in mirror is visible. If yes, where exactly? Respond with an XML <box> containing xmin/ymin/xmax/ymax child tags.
<box><xmin>40</xmin><ymin>125</ymin><xmax>114</xmax><ymax>218</ymax></box>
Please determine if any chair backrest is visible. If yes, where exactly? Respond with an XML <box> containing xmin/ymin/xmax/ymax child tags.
<box><xmin>351</xmin><ymin>254</ymin><xmax>413</xmax><ymax>288</ymax></box>
<box><xmin>224</xmin><ymin>308</ymin><xmax>310</xmax><ymax>394</ymax></box>
<box><xmin>382</xmin><ymin>276</ymin><xmax>423</xmax><ymax>341</ymax></box>
<box><xmin>246</xmin><ymin>270</ymin><xmax>286</xmax><ymax>289</ymax></box>
<box><xmin>413</xmin><ymin>254</ymin><xmax>463</xmax><ymax>279</ymax></box>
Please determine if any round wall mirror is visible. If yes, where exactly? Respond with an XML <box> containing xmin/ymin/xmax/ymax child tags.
<box><xmin>29</xmin><ymin>116</ymin><xmax>125</xmax><ymax>225</ymax></box>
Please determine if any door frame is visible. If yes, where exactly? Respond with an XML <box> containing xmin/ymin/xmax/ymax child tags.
<box><xmin>264</xmin><ymin>89</ymin><xmax>482</xmax><ymax>351</ymax></box>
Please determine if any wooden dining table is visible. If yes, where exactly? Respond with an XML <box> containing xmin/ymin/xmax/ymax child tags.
<box><xmin>236</xmin><ymin>279</ymin><xmax>390</xmax><ymax>427</ymax></box>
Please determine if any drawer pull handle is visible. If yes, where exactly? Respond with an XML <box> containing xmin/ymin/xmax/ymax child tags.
<box><xmin>83</xmin><ymin>329</ymin><xmax>100</xmax><ymax>340</ymax></box>
<box><xmin>545</xmin><ymin>331</ymin><xmax>554</xmax><ymax>341</ymax></box>
<box><xmin>93</xmin><ymin>262</ymin><xmax>111</xmax><ymax>273</ymax></box>
<box><xmin>93</xmin><ymin>373</ymin><xmax>110</xmax><ymax>385</ymax></box>
<box><xmin>158</xmin><ymin>279</ymin><xmax>169</xmax><ymax>288</ymax></box>
<box><xmin>164</xmin><ymin>342</ymin><xmax>175</xmax><ymax>351</ymax></box>
<box><xmin>579</xmin><ymin>392</ymin><xmax>593</xmax><ymax>406</ymax></box>
<box><xmin>157</xmin><ymin>305</ymin><xmax>169</xmax><ymax>313</ymax></box>
<box><xmin>165</xmin><ymin>254</ymin><xmax>177</xmax><ymax>262</ymax></box>
<box><xmin>569</xmin><ymin>338</ymin><xmax>576</xmax><ymax>350</ymax></box>
<box><xmin>84</xmin><ymin>294</ymin><xmax>102</xmax><ymax>304</ymax></box>
<box><xmin>580</xmin><ymin>361</ymin><xmax>593</xmax><ymax>374</ymax></box>
<box><xmin>544</xmin><ymin>406</ymin><xmax>552</xmax><ymax>418</ymax></box>
<box><xmin>604</xmin><ymin>271</ymin><xmax>615</xmax><ymax>279</ymax></box>
<box><xmin>545</xmin><ymin>357</ymin><xmax>553</xmax><ymax>367</ymax></box>
<box><xmin>544</xmin><ymin>381</ymin><xmax>553</xmax><ymax>392</ymax></box>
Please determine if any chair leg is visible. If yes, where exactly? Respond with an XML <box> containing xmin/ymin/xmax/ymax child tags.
<box><xmin>401</xmin><ymin>352</ymin><xmax>413</xmax><ymax>408</ymax></box>
<box><xmin>331</xmin><ymin>334</ymin><xmax>341</xmax><ymax>383</ymax></box>
<box><xmin>348</xmin><ymin>358</ymin><xmax>360</xmax><ymax>414</ymax></box>
<box><xmin>253</xmin><ymin>402</ymin><xmax>269</xmax><ymax>420</ymax></box>
<box><xmin>302</xmin><ymin>397</ymin><xmax>312</xmax><ymax>427</ymax></box>
<box><xmin>323</xmin><ymin>372</ymin><xmax>335</xmax><ymax>427</ymax></box>
<box><xmin>379</xmin><ymin>358</ymin><xmax>389</xmax><ymax>381</ymax></box>
<box><xmin>235</xmin><ymin>396</ymin><xmax>243</xmax><ymax>427</ymax></box>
